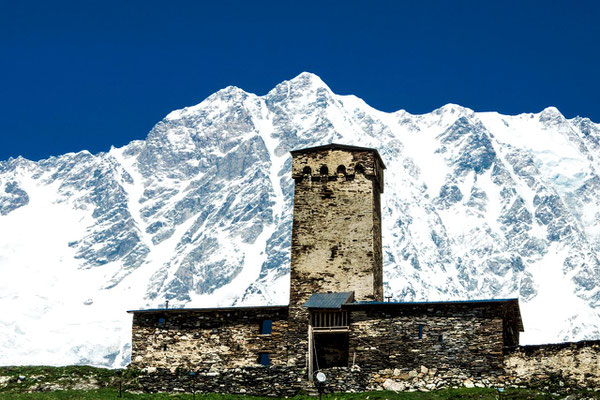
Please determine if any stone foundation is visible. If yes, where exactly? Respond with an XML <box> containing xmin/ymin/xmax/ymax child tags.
<box><xmin>137</xmin><ymin>367</ymin><xmax>303</xmax><ymax>396</ymax></box>
<box><xmin>134</xmin><ymin>340</ymin><xmax>600</xmax><ymax>395</ymax></box>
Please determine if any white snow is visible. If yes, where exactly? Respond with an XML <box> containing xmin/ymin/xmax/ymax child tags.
<box><xmin>1</xmin><ymin>73</ymin><xmax>600</xmax><ymax>368</ymax></box>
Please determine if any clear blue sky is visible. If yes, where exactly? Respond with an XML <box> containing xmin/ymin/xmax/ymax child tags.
<box><xmin>2</xmin><ymin>0</ymin><xmax>599</xmax><ymax>161</ymax></box>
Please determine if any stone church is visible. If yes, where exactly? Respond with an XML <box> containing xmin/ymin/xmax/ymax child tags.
<box><xmin>128</xmin><ymin>144</ymin><xmax>526</xmax><ymax>394</ymax></box>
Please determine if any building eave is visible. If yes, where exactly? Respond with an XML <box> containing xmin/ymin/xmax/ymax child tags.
<box><xmin>127</xmin><ymin>304</ymin><xmax>289</xmax><ymax>314</ymax></box>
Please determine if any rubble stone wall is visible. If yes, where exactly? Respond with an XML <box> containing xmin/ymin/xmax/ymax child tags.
<box><xmin>504</xmin><ymin>340</ymin><xmax>600</xmax><ymax>388</ymax></box>
<box><xmin>289</xmin><ymin>148</ymin><xmax>384</xmax><ymax>307</ymax></box>
<box><xmin>130</xmin><ymin>307</ymin><xmax>289</xmax><ymax>372</ymax></box>
<box><xmin>347</xmin><ymin>303</ymin><xmax>505</xmax><ymax>377</ymax></box>
<box><xmin>137</xmin><ymin>367</ymin><xmax>303</xmax><ymax>396</ymax></box>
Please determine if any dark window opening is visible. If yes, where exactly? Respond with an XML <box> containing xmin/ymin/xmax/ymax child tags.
<box><xmin>355</xmin><ymin>163</ymin><xmax>365</xmax><ymax>174</ymax></box>
<box><xmin>258</xmin><ymin>352</ymin><xmax>270</xmax><ymax>366</ymax></box>
<box><xmin>320</xmin><ymin>165</ymin><xmax>329</xmax><ymax>175</ymax></box>
<box><xmin>313</xmin><ymin>333</ymin><xmax>349</xmax><ymax>368</ymax></box>
<box><xmin>438</xmin><ymin>334</ymin><xmax>443</xmax><ymax>343</ymax></box>
<box><xmin>163</xmin><ymin>344</ymin><xmax>167</xmax><ymax>351</ymax></box>
<box><xmin>336</xmin><ymin>165</ymin><xmax>346</xmax><ymax>175</ymax></box>
<box><xmin>302</xmin><ymin>166</ymin><xmax>312</xmax><ymax>175</ymax></box>
<box><xmin>418</xmin><ymin>324</ymin><xmax>423</xmax><ymax>340</ymax></box>
<box><xmin>260</xmin><ymin>319</ymin><xmax>272</xmax><ymax>334</ymax></box>
<box><xmin>330</xmin><ymin>245</ymin><xmax>338</xmax><ymax>260</ymax></box>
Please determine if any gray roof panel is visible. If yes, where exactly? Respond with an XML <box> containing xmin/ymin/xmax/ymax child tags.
<box><xmin>303</xmin><ymin>292</ymin><xmax>354</xmax><ymax>309</ymax></box>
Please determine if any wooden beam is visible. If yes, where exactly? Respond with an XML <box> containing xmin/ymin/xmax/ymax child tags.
<box><xmin>312</xmin><ymin>327</ymin><xmax>349</xmax><ymax>333</ymax></box>
<box><xmin>308</xmin><ymin>324</ymin><xmax>314</xmax><ymax>381</ymax></box>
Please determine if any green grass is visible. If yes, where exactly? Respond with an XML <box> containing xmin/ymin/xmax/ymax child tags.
<box><xmin>0</xmin><ymin>388</ymin><xmax>588</xmax><ymax>400</ymax></box>
<box><xmin>0</xmin><ymin>365</ymin><xmax>141</xmax><ymax>393</ymax></box>
<box><xmin>2</xmin><ymin>366</ymin><xmax>600</xmax><ymax>399</ymax></box>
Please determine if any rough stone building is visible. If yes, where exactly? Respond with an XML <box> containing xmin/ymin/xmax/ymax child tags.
<box><xmin>128</xmin><ymin>144</ymin><xmax>526</xmax><ymax>394</ymax></box>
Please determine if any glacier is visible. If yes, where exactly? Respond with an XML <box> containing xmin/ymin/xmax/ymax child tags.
<box><xmin>1</xmin><ymin>72</ymin><xmax>600</xmax><ymax>367</ymax></box>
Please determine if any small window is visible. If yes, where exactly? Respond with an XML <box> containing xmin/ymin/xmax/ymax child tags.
<box><xmin>355</xmin><ymin>163</ymin><xmax>365</xmax><ymax>174</ymax></box>
<box><xmin>320</xmin><ymin>165</ymin><xmax>329</xmax><ymax>175</ymax></box>
<box><xmin>260</xmin><ymin>319</ymin><xmax>272</xmax><ymax>334</ymax></box>
<box><xmin>418</xmin><ymin>324</ymin><xmax>423</xmax><ymax>340</ymax></box>
<box><xmin>438</xmin><ymin>334</ymin><xmax>443</xmax><ymax>343</ymax></box>
<box><xmin>302</xmin><ymin>166</ymin><xmax>312</xmax><ymax>175</ymax></box>
<box><xmin>336</xmin><ymin>165</ymin><xmax>346</xmax><ymax>175</ymax></box>
<box><xmin>258</xmin><ymin>352</ymin><xmax>270</xmax><ymax>366</ymax></box>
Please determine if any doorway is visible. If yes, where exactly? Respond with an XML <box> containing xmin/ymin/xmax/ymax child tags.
<box><xmin>313</xmin><ymin>332</ymin><xmax>349</xmax><ymax>369</ymax></box>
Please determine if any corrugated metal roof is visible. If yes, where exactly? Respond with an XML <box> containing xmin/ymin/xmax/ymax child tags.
<box><xmin>347</xmin><ymin>298</ymin><xmax>519</xmax><ymax>306</ymax></box>
<box><xmin>303</xmin><ymin>292</ymin><xmax>354</xmax><ymax>309</ymax></box>
<box><xmin>127</xmin><ymin>305</ymin><xmax>288</xmax><ymax>314</ymax></box>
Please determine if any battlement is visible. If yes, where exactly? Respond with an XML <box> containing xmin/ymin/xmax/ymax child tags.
<box><xmin>290</xmin><ymin>143</ymin><xmax>385</xmax><ymax>193</ymax></box>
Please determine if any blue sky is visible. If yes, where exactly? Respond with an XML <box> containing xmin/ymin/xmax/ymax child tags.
<box><xmin>1</xmin><ymin>0</ymin><xmax>599</xmax><ymax>161</ymax></box>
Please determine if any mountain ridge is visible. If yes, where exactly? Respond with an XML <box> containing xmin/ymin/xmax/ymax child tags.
<box><xmin>1</xmin><ymin>72</ymin><xmax>599</xmax><ymax>368</ymax></box>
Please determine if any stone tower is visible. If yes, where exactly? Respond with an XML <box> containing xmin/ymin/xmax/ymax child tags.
<box><xmin>289</xmin><ymin>144</ymin><xmax>385</xmax><ymax>306</ymax></box>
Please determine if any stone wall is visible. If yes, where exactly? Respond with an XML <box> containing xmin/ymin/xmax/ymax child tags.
<box><xmin>287</xmin><ymin>145</ymin><xmax>386</xmax><ymax>380</ymax></box>
<box><xmin>130</xmin><ymin>307</ymin><xmax>289</xmax><ymax>372</ymax></box>
<box><xmin>505</xmin><ymin>340</ymin><xmax>600</xmax><ymax>388</ymax></box>
<box><xmin>137</xmin><ymin>367</ymin><xmax>303</xmax><ymax>396</ymax></box>
<box><xmin>134</xmin><ymin>340</ymin><xmax>600</xmax><ymax>395</ymax></box>
<box><xmin>289</xmin><ymin>147</ymin><xmax>385</xmax><ymax>307</ymax></box>
<box><xmin>129</xmin><ymin>301</ymin><xmax>527</xmax><ymax>395</ymax></box>
<box><xmin>345</xmin><ymin>302</ymin><xmax>506</xmax><ymax>378</ymax></box>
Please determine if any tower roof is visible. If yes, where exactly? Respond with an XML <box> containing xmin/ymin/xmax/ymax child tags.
<box><xmin>290</xmin><ymin>143</ymin><xmax>386</xmax><ymax>169</ymax></box>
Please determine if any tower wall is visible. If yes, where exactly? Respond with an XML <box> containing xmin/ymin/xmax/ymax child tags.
<box><xmin>289</xmin><ymin>145</ymin><xmax>385</xmax><ymax>306</ymax></box>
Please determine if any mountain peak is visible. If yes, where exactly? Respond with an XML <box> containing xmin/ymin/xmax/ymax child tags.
<box><xmin>538</xmin><ymin>106</ymin><xmax>565</xmax><ymax>124</ymax></box>
<box><xmin>287</xmin><ymin>72</ymin><xmax>331</xmax><ymax>92</ymax></box>
<box><xmin>165</xmin><ymin>86</ymin><xmax>250</xmax><ymax>121</ymax></box>
<box><xmin>433</xmin><ymin>103</ymin><xmax>474</xmax><ymax>115</ymax></box>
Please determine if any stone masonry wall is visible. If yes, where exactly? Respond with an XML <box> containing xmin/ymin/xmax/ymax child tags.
<box><xmin>505</xmin><ymin>340</ymin><xmax>600</xmax><ymax>388</ymax></box>
<box><xmin>134</xmin><ymin>340</ymin><xmax>600</xmax><ymax>395</ymax></box>
<box><xmin>346</xmin><ymin>303</ymin><xmax>506</xmax><ymax>377</ymax></box>
<box><xmin>130</xmin><ymin>307</ymin><xmax>289</xmax><ymax>372</ymax></box>
<box><xmin>287</xmin><ymin>147</ymin><xmax>386</xmax><ymax>373</ymax></box>
<box><xmin>289</xmin><ymin>148</ymin><xmax>384</xmax><ymax>307</ymax></box>
<box><xmin>130</xmin><ymin>302</ymin><xmax>536</xmax><ymax>395</ymax></box>
<box><xmin>137</xmin><ymin>367</ymin><xmax>303</xmax><ymax>396</ymax></box>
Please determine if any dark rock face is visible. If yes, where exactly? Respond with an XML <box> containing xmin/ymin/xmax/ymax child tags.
<box><xmin>0</xmin><ymin>181</ymin><xmax>29</xmax><ymax>215</ymax></box>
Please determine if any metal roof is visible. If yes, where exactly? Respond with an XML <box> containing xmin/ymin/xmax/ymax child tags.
<box><xmin>303</xmin><ymin>292</ymin><xmax>354</xmax><ymax>309</ymax></box>
<box><xmin>127</xmin><ymin>304</ymin><xmax>288</xmax><ymax>314</ymax></box>
<box><xmin>346</xmin><ymin>298</ymin><xmax>520</xmax><ymax>306</ymax></box>
<box><xmin>290</xmin><ymin>143</ymin><xmax>386</xmax><ymax>169</ymax></box>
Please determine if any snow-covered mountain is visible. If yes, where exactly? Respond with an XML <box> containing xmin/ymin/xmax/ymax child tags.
<box><xmin>1</xmin><ymin>72</ymin><xmax>600</xmax><ymax>367</ymax></box>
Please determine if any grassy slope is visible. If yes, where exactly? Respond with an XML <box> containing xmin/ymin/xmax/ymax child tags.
<box><xmin>1</xmin><ymin>366</ymin><xmax>599</xmax><ymax>399</ymax></box>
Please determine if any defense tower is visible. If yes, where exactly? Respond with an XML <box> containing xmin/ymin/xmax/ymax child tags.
<box><xmin>289</xmin><ymin>144</ymin><xmax>386</xmax><ymax>306</ymax></box>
